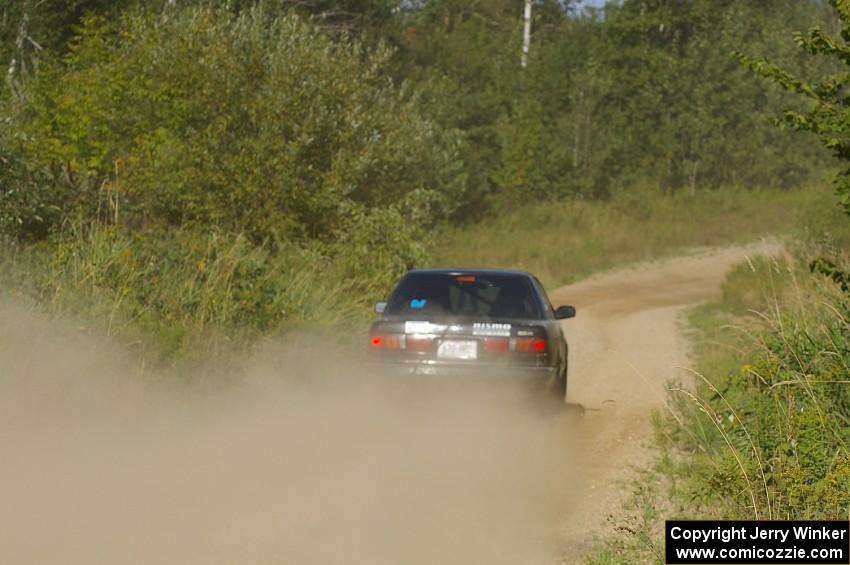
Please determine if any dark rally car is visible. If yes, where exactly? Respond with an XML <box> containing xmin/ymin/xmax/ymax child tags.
<box><xmin>369</xmin><ymin>268</ymin><xmax>576</xmax><ymax>397</ymax></box>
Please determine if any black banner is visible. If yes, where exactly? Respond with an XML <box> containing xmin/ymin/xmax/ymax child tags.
<box><xmin>666</xmin><ymin>520</ymin><xmax>850</xmax><ymax>564</ymax></box>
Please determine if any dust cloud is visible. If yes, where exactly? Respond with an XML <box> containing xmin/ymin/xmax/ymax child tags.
<box><xmin>0</xmin><ymin>298</ymin><xmax>574</xmax><ymax>565</ymax></box>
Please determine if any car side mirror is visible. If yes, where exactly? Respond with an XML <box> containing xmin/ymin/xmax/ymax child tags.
<box><xmin>555</xmin><ymin>305</ymin><xmax>576</xmax><ymax>319</ymax></box>
<box><xmin>375</xmin><ymin>301</ymin><xmax>387</xmax><ymax>314</ymax></box>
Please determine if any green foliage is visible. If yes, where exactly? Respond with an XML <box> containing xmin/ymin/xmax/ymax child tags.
<box><xmin>1</xmin><ymin>0</ymin><xmax>141</xmax><ymax>81</ymax></box>
<box><xmin>392</xmin><ymin>0</ymin><xmax>832</xmax><ymax>202</ymax></box>
<box><xmin>739</xmin><ymin>0</ymin><xmax>850</xmax><ymax>214</ymax></box>
<box><xmin>389</xmin><ymin>0</ymin><xmax>526</xmax><ymax>213</ymax></box>
<box><xmin>16</xmin><ymin>6</ymin><xmax>463</xmax><ymax>244</ymax></box>
<box><xmin>2</xmin><ymin>0</ymin><xmax>837</xmax><ymax>244</ymax></box>
<box><xmin>0</xmin><ymin>118</ymin><xmax>65</xmax><ymax>241</ymax></box>
<box><xmin>494</xmin><ymin>97</ymin><xmax>551</xmax><ymax>202</ymax></box>
<box><xmin>588</xmin><ymin>0</ymin><xmax>833</xmax><ymax>193</ymax></box>
<box><xmin>668</xmin><ymin>256</ymin><xmax>850</xmax><ymax>520</ymax></box>
<box><xmin>327</xmin><ymin>193</ymin><xmax>433</xmax><ymax>294</ymax></box>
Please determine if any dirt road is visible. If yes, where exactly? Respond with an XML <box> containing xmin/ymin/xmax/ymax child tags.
<box><xmin>549</xmin><ymin>240</ymin><xmax>781</xmax><ymax>561</ymax></box>
<box><xmin>0</xmin><ymin>242</ymin><xmax>779</xmax><ymax>565</ymax></box>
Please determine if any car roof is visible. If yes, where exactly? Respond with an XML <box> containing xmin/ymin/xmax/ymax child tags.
<box><xmin>404</xmin><ymin>268</ymin><xmax>536</xmax><ymax>278</ymax></box>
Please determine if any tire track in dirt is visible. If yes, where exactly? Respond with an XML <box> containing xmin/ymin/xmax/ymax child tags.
<box><xmin>548</xmin><ymin>240</ymin><xmax>782</xmax><ymax>562</ymax></box>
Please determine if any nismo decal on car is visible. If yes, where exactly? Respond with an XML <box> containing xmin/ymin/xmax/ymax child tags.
<box><xmin>472</xmin><ymin>322</ymin><xmax>511</xmax><ymax>337</ymax></box>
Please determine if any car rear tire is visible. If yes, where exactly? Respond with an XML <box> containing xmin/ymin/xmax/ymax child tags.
<box><xmin>550</xmin><ymin>361</ymin><xmax>567</xmax><ymax>402</ymax></box>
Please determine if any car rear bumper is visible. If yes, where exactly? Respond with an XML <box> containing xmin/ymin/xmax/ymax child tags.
<box><xmin>375</xmin><ymin>360</ymin><xmax>559</xmax><ymax>382</ymax></box>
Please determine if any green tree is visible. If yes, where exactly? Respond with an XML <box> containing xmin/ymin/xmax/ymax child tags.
<box><xmin>740</xmin><ymin>0</ymin><xmax>850</xmax><ymax>214</ymax></box>
<box><xmin>16</xmin><ymin>6</ymin><xmax>464</xmax><ymax>244</ymax></box>
<box><xmin>589</xmin><ymin>0</ymin><xmax>831</xmax><ymax>192</ymax></box>
<box><xmin>1</xmin><ymin>0</ymin><xmax>141</xmax><ymax>80</ymax></box>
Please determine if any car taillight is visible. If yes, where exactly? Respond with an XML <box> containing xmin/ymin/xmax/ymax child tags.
<box><xmin>406</xmin><ymin>336</ymin><xmax>433</xmax><ymax>351</ymax></box>
<box><xmin>484</xmin><ymin>337</ymin><xmax>509</xmax><ymax>353</ymax></box>
<box><xmin>516</xmin><ymin>337</ymin><xmax>547</xmax><ymax>353</ymax></box>
<box><xmin>370</xmin><ymin>334</ymin><xmax>401</xmax><ymax>349</ymax></box>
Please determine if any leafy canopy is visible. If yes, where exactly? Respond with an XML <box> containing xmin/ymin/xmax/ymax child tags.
<box><xmin>18</xmin><ymin>5</ymin><xmax>464</xmax><ymax>244</ymax></box>
<box><xmin>739</xmin><ymin>0</ymin><xmax>850</xmax><ymax>215</ymax></box>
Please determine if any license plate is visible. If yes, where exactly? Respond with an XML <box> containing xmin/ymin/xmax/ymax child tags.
<box><xmin>437</xmin><ymin>340</ymin><xmax>478</xmax><ymax>360</ymax></box>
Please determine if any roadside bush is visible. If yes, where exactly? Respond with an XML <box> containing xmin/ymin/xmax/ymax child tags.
<box><xmin>15</xmin><ymin>5</ymin><xmax>463</xmax><ymax>244</ymax></box>
<box><xmin>0</xmin><ymin>117</ymin><xmax>69</xmax><ymax>242</ymax></box>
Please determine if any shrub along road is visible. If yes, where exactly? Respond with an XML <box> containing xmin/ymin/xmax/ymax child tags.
<box><xmin>549</xmin><ymin>240</ymin><xmax>783</xmax><ymax>562</ymax></box>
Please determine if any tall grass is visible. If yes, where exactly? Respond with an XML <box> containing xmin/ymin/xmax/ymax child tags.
<box><xmin>2</xmin><ymin>225</ymin><xmax>366</xmax><ymax>364</ymax></box>
<box><xmin>436</xmin><ymin>186</ymin><xmax>819</xmax><ymax>286</ymax></box>
<box><xmin>668</xmin><ymin>256</ymin><xmax>850</xmax><ymax>520</ymax></box>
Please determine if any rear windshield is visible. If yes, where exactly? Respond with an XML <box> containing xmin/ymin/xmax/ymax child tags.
<box><xmin>385</xmin><ymin>273</ymin><xmax>542</xmax><ymax>319</ymax></box>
